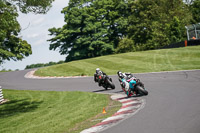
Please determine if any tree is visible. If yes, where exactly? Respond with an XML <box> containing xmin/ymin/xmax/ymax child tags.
<box><xmin>167</xmin><ymin>16</ymin><xmax>184</xmax><ymax>43</ymax></box>
<box><xmin>0</xmin><ymin>1</ymin><xmax>32</xmax><ymax>64</ymax></box>
<box><xmin>128</xmin><ymin>0</ymin><xmax>164</xmax><ymax>49</ymax></box>
<box><xmin>126</xmin><ymin>0</ymin><xmax>191</xmax><ymax>51</ymax></box>
<box><xmin>189</xmin><ymin>0</ymin><xmax>200</xmax><ymax>23</ymax></box>
<box><xmin>115</xmin><ymin>37</ymin><xmax>135</xmax><ymax>53</ymax></box>
<box><xmin>0</xmin><ymin>0</ymin><xmax>55</xmax><ymax>64</ymax></box>
<box><xmin>49</xmin><ymin>0</ymin><xmax>195</xmax><ymax>58</ymax></box>
<box><xmin>6</xmin><ymin>0</ymin><xmax>55</xmax><ymax>14</ymax></box>
<box><xmin>48</xmin><ymin>0</ymin><xmax>131</xmax><ymax>61</ymax></box>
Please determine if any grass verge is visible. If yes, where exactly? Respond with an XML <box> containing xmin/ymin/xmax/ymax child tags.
<box><xmin>0</xmin><ymin>89</ymin><xmax>121</xmax><ymax>133</ymax></box>
<box><xmin>35</xmin><ymin>46</ymin><xmax>200</xmax><ymax>77</ymax></box>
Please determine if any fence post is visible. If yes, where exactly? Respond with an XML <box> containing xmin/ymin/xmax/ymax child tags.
<box><xmin>185</xmin><ymin>40</ymin><xmax>187</xmax><ymax>47</ymax></box>
<box><xmin>0</xmin><ymin>86</ymin><xmax>4</xmax><ymax>103</ymax></box>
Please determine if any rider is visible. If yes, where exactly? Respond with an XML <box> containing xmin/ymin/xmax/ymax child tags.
<box><xmin>94</xmin><ymin>68</ymin><xmax>105</xmax><ymax>86</ymax></box>
<box><xmin>117</xmin><ymin>71</ymin><xmax>137</xmax><ymax>96</ymax></box>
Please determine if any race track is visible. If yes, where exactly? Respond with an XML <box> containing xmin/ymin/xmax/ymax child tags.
<box><xmin>0</xmin><ymin>69</ymin><xmax>200</xmax><ymax>133</ymax></box>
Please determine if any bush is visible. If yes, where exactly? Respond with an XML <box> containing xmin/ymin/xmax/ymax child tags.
<box><xmin>115</xmin><ymin>37</ymin><xmax>135</xmax><ymax>53</ymax></box>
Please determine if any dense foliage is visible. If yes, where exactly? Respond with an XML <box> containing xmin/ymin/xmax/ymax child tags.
<box><xmin>7</xmin><ymin>0</ymin><xmax>55</xmax><ymax>14</ymax></box>
<box><xmin>48</xmin><ymin>0</ymin><xmax>131</xmax><ymax>61</ymax></box>
<box><xmin>0</xmin><ymin>1</ymin><xmax>31</xmax><ymax>64</ymax></box>
<box><xmin>0</xmin><ymin>0</ymin><xmax>54</xmax><ymax>64</ymax></box>
<box><xmin>189</xmin><ymin>0</ymin><xmax>200</xmax><ymax>23</ymax></box>
<box><xmin>48</xmin><ymin>0</ymin><xmax>199</xmax><ymax>60</ymax></box>
<box><xmin>25</xmin><ymin>60</ymin><xmax>65</xmax><ymax>69</ymax></box>
<box><xmin>127</xmin><ymin>0</ymin><xmax>192</xmax><ymax>51</ymax></box>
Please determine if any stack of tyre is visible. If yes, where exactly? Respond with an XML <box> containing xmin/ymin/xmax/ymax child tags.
<box><xmin>0</xmin><ymin>86</ymin><xmax>4</xmax><ymax>103</ymax></box>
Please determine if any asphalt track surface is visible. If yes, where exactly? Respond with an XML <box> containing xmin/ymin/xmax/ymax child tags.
<box><xmin>0</xmin><ymin>69</ymin><xmax>200</xmax><ymax>133</ymax></box>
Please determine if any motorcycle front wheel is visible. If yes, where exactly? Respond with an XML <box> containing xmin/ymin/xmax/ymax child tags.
<box><xmin>106</xmin><ymin>78</ymin><xmax>115</xmax><ymax>89</ymax></box>
<box><xmin>136</xmin><ymin>85</ymin><xmax>148</xmax><ymax>95</ymax></box>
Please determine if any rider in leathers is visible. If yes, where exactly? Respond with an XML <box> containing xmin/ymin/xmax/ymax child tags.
<box><xmin>117</xmin><ymin>71</ymin><xmax>137</xmax><ymax>96</ymax></box>
<box><xmin>94</xmin><ymin>68</ymin><xmax>105</xmax><ymax>86</ymax></box>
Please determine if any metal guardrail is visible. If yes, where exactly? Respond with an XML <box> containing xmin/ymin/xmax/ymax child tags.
<box><xmin>162</xmin><ymin>39</ymin><xmax>200</xmax><ymax>49</ymax></box>
<box><xmin>0</xmin><ymin>86</ymin><xmax>4</xmax><ymax>103</ymax></box>
<box><xmin>185</xmin><ymin>23</ymin><xmax>200</xmax><ymax>40</ymax></box>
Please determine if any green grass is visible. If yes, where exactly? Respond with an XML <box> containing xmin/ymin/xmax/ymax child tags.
<box><xmin>35</xmin><ymin>46</ymin><xmax>200</xmax><ymax>77</ymax></box>
<box><xmin>0</xmin><ymin>89</ymin><xmax>121</xmax><ymax>133</ymax></box>
<box><xmin>0</xmin><ymin>69</ymin><xmax>12</xmax><ymax>72</ymax></box>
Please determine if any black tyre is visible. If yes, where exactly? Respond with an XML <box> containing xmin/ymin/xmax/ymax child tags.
<box><xmin>106</xmin><ymin>78</ymin><xmax>115</xmax><ymax>89</ymax></box>
<box><xmin>136</xmin><ymin>85</ymin><xmax>148</xmax><ymax>95</ymax></box>
<box><xmin>94</xmin><ymin>74</ymin><xmax>98</xmax><ymax>82</ymax></box>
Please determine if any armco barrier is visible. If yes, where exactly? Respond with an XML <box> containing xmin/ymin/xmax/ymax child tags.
<box><xmin>163</xmin><ymin>39</ymin><xmax>200</xmax><ymax>49</ymax></box>
<box><xmin>0</xmin><ymin>86</ymin><xmax>4</xmax><ymax>103</ymax></box>
<box><xmin>187</xmin><ymin>39</ymin><xmax>200</xmax><ymax>46</ymax></box>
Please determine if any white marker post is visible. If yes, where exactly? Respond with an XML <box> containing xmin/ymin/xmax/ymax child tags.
<box><xmin>0</xmin><ymin>86</ymin><xmax>4</xmax><ymax>103</ymax></box>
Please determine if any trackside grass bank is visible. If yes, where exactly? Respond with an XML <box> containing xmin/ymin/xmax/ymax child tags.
<box><xmin>0</xmin><ymin>89</ymin><xmax>121</xmax><ymax>133</ymax></box>
<box><xmin>35</xmin><ymin>46</ymin><xmax>200</xmax><ymax>77</ymax></box>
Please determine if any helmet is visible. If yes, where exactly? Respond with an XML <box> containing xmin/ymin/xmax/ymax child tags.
<box><xmin>117</xmin><ymin>71</ymin><xmax>124</xmax><ymax>79</ymax></box>
<box><xmin>127</xmin><ymin>74</ymin><xmax>132</xmax><ymax>79</ymax></box>
<box><xmin>96</xmin><ymin>68</ymin><xmax>100</xmax><ymax>73</ymax></box>
<box><xmin>126</xmin><ymin>73</ymin><xmax>133</xmax><ymax>79</ymax></box>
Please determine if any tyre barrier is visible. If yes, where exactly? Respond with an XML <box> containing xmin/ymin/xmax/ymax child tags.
<box><xmin>0</xmin><ymin>86</ymin><xmax>4</xmax><ymax>103</ymax></box>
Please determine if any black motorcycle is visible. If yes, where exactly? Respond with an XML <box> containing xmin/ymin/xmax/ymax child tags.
<box><xmin>94</xmin><ymin>73</ymin><xmax>115</xmax><ymax>90</ymax></box>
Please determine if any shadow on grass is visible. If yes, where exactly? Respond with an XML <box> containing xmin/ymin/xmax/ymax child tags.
<box><xmin>0</xmin><ymin>99</ymin><xmax>43</xmax><ymax>118</ymax></box>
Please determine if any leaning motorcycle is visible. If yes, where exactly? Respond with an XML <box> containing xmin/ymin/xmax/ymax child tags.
<box><xmin>94</xmin><ymin>73</ymin><xmax>115</xmax><ymax>90</ymax></box>
<box><xmin>118</xmin><ymin>76</ymin><xmax>148</xmax><ymax>97</ymax></box>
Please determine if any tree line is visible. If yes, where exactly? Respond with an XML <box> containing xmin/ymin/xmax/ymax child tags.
<box><xmin>1</xmin><ymin>0</ymin><xmax>200</xmax><ymax>65</ymax></box>
<box><xmin>25</xmin><ymin>60</ymin><xmax>65</xmax><ymax>69</ymax></box>
<box><xmin>48</xmin><ymin>0</ymin><xmax>200</xmax><ymax>62</ymax></box>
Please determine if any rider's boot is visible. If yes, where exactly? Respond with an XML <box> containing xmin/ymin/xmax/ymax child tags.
<box><xmin>124</xmin><ymin>83</ymin><xmax>130</xmax><ymax>97</ymax></box>
<box><xmin>127</xmin><ymin>91</ymin><xmax>130</xmax><ymax>97</ymax></box>
<box><xmin>98</xmin><ymin>82</ymin><xmax>101</xmax><ymax>86</ymax></box>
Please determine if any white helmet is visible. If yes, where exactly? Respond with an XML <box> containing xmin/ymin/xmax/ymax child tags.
<box><xmin>96</xmin><ymin>68</ymin><xmax>100</xmax><ymax>73</ymax></box>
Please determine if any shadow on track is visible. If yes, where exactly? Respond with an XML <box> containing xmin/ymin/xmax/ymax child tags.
<box><xmin>93</xmin><ymin>89</ymin><xmax>111</xmax><ymax>92</ymax></box>
<box><xmin>114</xmin><ymin>90</ymin><xmax>124</xmax><ymax>93</ymax></box>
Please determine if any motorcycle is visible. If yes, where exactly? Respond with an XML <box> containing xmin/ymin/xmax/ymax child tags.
<box><xmin>94</xmin><ymin>73</ymin><xmax>115</xmax><ymax>90</ymax></box>
<box><xmin>118</xmin><ymin>74</ymin><xmax>148</xmax><ymax>97</ymax></box>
